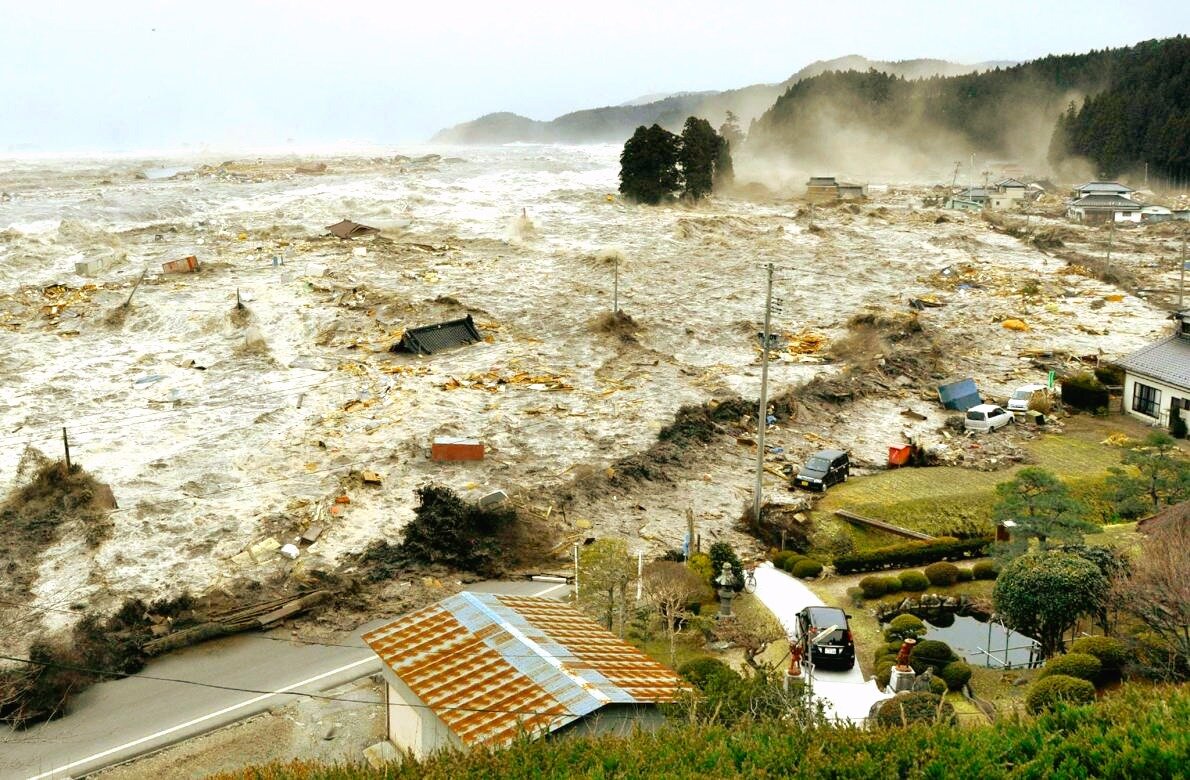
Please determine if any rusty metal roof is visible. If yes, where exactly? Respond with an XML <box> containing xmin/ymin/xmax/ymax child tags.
<box><xmin>362</xmin><ymin>592</ymin><xmax>685</xmax><ymax>748</ymax></box>
<box><xmin>325</xmin><ymin>219</ymin><xmax>379</xmax><ymax>239</ymax></box>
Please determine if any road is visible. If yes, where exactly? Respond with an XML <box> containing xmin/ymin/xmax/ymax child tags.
<box><xmin>0</xmin><ymin>579</ymin><xmax>570</xmax><ymax>779</ymax></box>
<box><xmin>752</xmin><ymin>563</ymin><xmax>892</xmax><ymax>724</ymax></box>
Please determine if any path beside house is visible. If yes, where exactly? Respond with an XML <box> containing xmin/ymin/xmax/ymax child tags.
<box><xmin>752</xmin><ymin>563</ymin><xmax>892</xmax><ymax>724</ymax></box>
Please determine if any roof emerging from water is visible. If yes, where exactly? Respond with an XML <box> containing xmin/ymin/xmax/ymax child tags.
<box><xmin>362</xmin><ymin>592</ymin><xmax>686</xmax><ymax>748</ymax></box>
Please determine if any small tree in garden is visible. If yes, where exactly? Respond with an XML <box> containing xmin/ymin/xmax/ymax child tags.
<box><xmin>712</xmin><ymin>594</ymin><xmax>785</xmax><ymax>671</ymax></box>
<box><xmin>1107</xmin><ymin>432</ymin><xmax>1190</xmax><ymax>516</ymax></box>
<box><xmin>992</xmin><ymin>467</ymin><xmax>1095</xmax><ymax>557</ymax></box>
<box><xmin>642</xmin><ymin>561</ymin><xmax>709</xmax><ymax>665</ymax></box>
<box><xmin>708</xmin><ymin>541</ymin><xmax>745</xmax><ymax>590</ymax></box>
<box><xmin>993</xmin><ymin>550</ymin><xmax>1109</xmax><ymax>658</ymax></box>
<box><xmin>578</xmin><ymin>538</ymin><xmax>636</xmax><ymax>634</ymax></box>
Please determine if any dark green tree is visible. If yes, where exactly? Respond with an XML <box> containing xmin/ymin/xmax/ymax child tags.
<box><xmin>718</xmin><ymin>110</ymin><xmax>744</xmax><ymax>149</ymax></box>
<box><xmin>714</xmin><ymin>134</ymin><xmax>735</xmax><ymax>189</ymax></box>
<box><xmin>618</xmin><ymin>124</ymin><xmax>681</xmax><ymax>204</ymax></box>
<box><xmin>678</xmin><ymin>117</ymin><xmax>721</xmax><ymax>200</ymax></box>
<box><xmin>993</xmin><ymin>550</ymin><xmax>1109</xmax><ymax>658</ymax></box>
<box><xmin>992</xmin><ymin>467</ymin><xmax>1096</xmax><ymax>557</ymax></box>
<box><xmin>1107</xmin><ymin>431</ymin><xmax>1190</xmax><ymax>516</ymax></box>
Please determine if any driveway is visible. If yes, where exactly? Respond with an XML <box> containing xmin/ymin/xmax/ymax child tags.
<box><xmin>0</xmin><ymin>580</ymin><xmax>570</xmax><ymax>779</ymax></box>
<box><xmin>752</xmin><ymin>563</ymin><xmax>892</xmax><ymax>723</ymax></box>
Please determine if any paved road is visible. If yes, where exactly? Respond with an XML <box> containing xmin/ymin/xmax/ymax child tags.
<box><xmin>0</xmin><ymin>580</ymin><xmax>570</xmax><ymax>779</ymax></box>
<box><xmin>752</xmin><ymin>563</ymin><xmax>892</xmax><ymax>723</ymax></box>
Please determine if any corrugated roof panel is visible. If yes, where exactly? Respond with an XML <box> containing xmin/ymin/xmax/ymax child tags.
<box><xmin>362</xmin><ymin>592</ymin><xmax>686</xmax><ymax>749</ymax></box>
<box><xmin>1117</xmin><ymin>334</ymin><xmax>1190</xmax><ymax>388</ymax></box>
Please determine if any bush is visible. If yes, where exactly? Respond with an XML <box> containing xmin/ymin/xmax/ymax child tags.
<box><xmin>899</xmin><ymin>571</ymin><xmax>929</xmax><ymax>592</ymax></box>
<box><xmin>940</xmin><ymin>661</ymin><xmax>973</xmax><ymax>691</ymax></box>
<box><xmin>1061</xmin><ymin>372</ymin><xmax>1109</xmax><ymax>413</ymax></box>
<box><xmin>677</xmin><ymin>657</ymin><xmax>741</xmax><ymax>690</ymax></box>
<box><xmin>1041</xmin><ymin>653</ymin><xmax>1103</xmax><ymax>683</ymax></box>
<box><xmin>972</xmin><ymin>560</ymin><xmax>1000</xmax><ymax>580</ymax></box>
<box><xmin>859</xmin><ymin>576</ymin><xmax>888</xmax><ymax>599</ymax></box>
<box><xmin>709</xmin><ymin>542</ymin><xmax>744</xmax><ymax>590</ymax></box>
<box><xmin>910</xmin><ymin>640</ymin><xmax>957</xmax><ymax>673</ymax></box>
<box><xmin>956</xmin><ymin>567</ymin><xmax>974</xmax><ymax>582</ymax></box>
<box><xmin>1069</xmin><ymin>636</ymin><xmax>1128</xmax><ymax>677</ymax></box>
<box><xmin>929</xmin><ymin>676</ymin><xmax>949</xmax><ymax>695</ymax></box>
<box><xmin>881</xmin><ymin>574</ymin><xmax>903</xmax><ymax>593</ymax></box>
<box><xmin>1026</xmin><ymin>674</ymin><xmax>1096</xmax><ymax>713</ymax></box>
<box><xmin>772</xmin><ymin>550</ymin><xmax>800</xmax><ymax>571</ymax></box>
<box><xmin>924</xmin><ymin>562</ymin><xmax>960</xmax><ymax>586</ymax></box>
<box><xmin>875</xmin><ymin>691</ymin><xmax>955</xmax><ymax>726</ymax></box>
<box><xmin>834</xmin><ymin>537</ymin><xmax>993</xmax><ymax>574</ymax></box>
<box><xmin>875</xmin><ymin>662</ymin><xmax>893</xmax><ymax>690</ymax></box>
<box><xmin>846</xmin><ymin>586</ymin><xmax>864</xmax><ymax>606</ymax></box>
<box><xmin>687</xmin><ymin>552</ymin><xmax>713</xmax><ymax>583</ymax></box>
<box><xmin>393</xmin><ymin>485</ymin><xmax>517</xmax><ymax>577</ymax></box>
<box><xmin>791</xmin><ymin>558</ymin><xmax>824</xmax><ymax>579</ymax></box>
<box><xmin>884</xmin><ymin>614</ymin><xmax>927</xmax><ymax>643</ymax></box>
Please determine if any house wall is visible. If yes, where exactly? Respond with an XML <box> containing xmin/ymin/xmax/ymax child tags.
<box><xmin>1123</xmin><ymin>371</ymin><xmax>1189</xmax><ymax>428</ymax></box>
<box><xmin>385</xmin><ymin>674</ymin><xmax>462</xmax><ymax>759</ymax></box>
<box><xmin>989</xmin><ymin>195</ymin><xmax>1016</xmax><ymax>209</ymax></box>
<box><xmin>552</xmin><ymin>704</ymin><xmax>666</xmax><ymax>740</ymax></box>
<box><xmin>807</xmin><ymin>186</ymin><xmax>837</xmax><ymax>202</ymax></box>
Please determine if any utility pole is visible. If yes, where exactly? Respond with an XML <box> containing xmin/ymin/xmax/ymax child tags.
<box><xmin>613</xmin><ymin>255</ymin><xmax>619</xmax><ymax>314</ymax></box>
<box><xmin>753</xmin><ymin>263</ymin><xmax>774</xmax><ymax>524</ymax></box>
<box><xmin>1179</xmin><ymin>232</ymin><xmax>1187</xmax><ymax>311</ymax></box>
<box><xmin>969</xmin><ymin>153</ymin><xmax>975</xmax><ymax>194</ymax></box>
<box><xmin>62</xmin><ymin>427</ymin><xmax>71</xmax><ymax>470</ymax></box>
<box><xmin>950</xmin><ymin>161</ymin><xmax>960</xmax><ymax>190</ymax></box>
<box><xmin>1105</xmin><ymin>217</ymin><xmax>1115</xmax><ymax>279</ymax></box>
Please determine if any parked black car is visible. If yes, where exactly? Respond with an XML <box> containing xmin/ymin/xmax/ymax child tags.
<box><xmin>794</xmin><ymin>449</ymin><xmax>850</xmax><ymax>491</ymax></box>
<box><xmin>794</xmin><ymin>605</ymin><xmax>856</xmax><ymax>670</ymax></box>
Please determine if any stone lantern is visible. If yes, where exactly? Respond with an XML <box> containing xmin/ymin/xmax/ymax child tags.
<box><xmin>715</xmin><ymin>562</ymin><xmax>737</xmax><ymax>618</ymax></box>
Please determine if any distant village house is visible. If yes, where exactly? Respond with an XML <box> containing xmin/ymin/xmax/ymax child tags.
<box><xmin>1067</xmin><ymin>182</ymin><xmax>1142</xmax><ymax>224</ymax></box>
<box><xmin>806</xmin><ymin>176</ymin><xmax>866</xmax><ymax>202</ymax></box>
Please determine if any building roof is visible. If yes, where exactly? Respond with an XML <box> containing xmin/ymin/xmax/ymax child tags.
<box><xmin>1117</xmin><ymin>334</ymin><xmax>1190</xmax><ymax>389</ymax></box>
<box><xmin>837</xmin><ymin>182</ymin><xmax>865</xmax><ymax>190</ymax></box>
<box><xmin>1075</xmin><ymin>181</ymin><xmax>1134</xmax><ymax>194</ymax></box>
<box><xmin>959</xmin><ymin>187</ymin><xmax>992</xmax><ymax>198</ymax></box>
<box><xmin>807</xmin><ymin>176</ymin><xmax>838</xmax><ymax>186</ymax></box>
<box><xmin>392</xmin><ymin>314</ymin><xmax>482</xmax><ymax>355</ymax></box>
<box><xmin>325</xmin><ymin>219</ymin><xmax>379</xmax><ymax>239</ymax></box>
<box><xmin>362</xmin><ymin>592</ymin><xmax>686</xmax><ymax>749</ymax></box>
<box><xmin>1071</xmin><ymin>194</ymin><xmax>1141</xmax><ymax>210</ymax></box>
<box><xmin>997</xmin><ymin>178</ymin><xmax>1027</xmax><ymax>188</ymax></box>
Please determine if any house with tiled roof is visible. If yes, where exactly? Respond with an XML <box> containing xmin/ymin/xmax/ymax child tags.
<box><xmin>1116</xmin><ymin>310</ymin><xmax>1190</xmax><ymax>430</ymax></box>
<box><xmin>362</xmin><ymin>592</ymin><xmax>686</xmax><ymax>758</ymax></box>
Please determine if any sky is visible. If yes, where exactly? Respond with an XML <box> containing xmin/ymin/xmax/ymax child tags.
<box><xmin>1</xmin><ymin>0</ymin><xmax>1187</xmax><ymax>153</ymax></box>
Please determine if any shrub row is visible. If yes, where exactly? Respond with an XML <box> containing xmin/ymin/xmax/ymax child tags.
<box><xmin>773</xmin><ymin>551</ymin><xmax>824</xmax><ymax>579</ymax></box>
<box><xmin>834</xmin><ymin>536</ymin><xmax>993</xmax><ymax>574</ymax></box>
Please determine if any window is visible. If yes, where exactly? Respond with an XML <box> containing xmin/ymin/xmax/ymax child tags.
<box><xmin>1132</xmin><ymin>382</ymin><xmax>1160</xmax><ymax>418</ymax></box>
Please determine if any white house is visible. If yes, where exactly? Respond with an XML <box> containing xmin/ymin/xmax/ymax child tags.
<box><xmin>996</xmin><ymin>178</ymin><xmax>1028</xmax><ymax>200</ymax></box>
<box><xmin>361</xmin><ymin>591</ymin><xmax>686</xmax><ymax>759</ymax></box>
<box><xmin>1116</xmin><ymin>310</ymin><xmax>1190</xmax><ymax>429</ymax></box>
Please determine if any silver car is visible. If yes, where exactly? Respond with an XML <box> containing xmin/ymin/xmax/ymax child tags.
<box><xmin>964</xmin><ymin>404</ymin><xmax>1014</xmax><ymax>432</ymax></box>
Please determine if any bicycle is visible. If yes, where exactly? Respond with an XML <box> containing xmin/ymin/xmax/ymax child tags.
<box><xmin>744</xmin><ymin>566</ymin><xmax>758</xmax><ymax>593</ymax></box>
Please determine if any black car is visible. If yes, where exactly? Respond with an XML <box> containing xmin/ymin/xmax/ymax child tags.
<box><xmin>794</xmin><ymin>449</ymin><xmax>850</xmax><ymax>492</ymax></box>
<box><xmin>795</xmin><ymin>606</ymin><xmax>856</xmax><ymax>670</ymax></box>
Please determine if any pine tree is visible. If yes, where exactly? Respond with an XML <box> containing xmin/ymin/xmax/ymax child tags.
<box><xmin>679</xmin><ymin>117</ymin><xmax>719</xmax><ymax>200</ymax></box>
<box><xmin>618</xmin><ymin>124</ymin><xmax>681</xmax><ymax>204</ymax></box>
<box><xmin>718</xmin><ymin>110</ymin><xmax>744</xmax><ymax>149</ymax></box>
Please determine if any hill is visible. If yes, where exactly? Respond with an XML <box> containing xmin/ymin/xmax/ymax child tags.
<box><xmin>430</xmin><ymin>56</ymin><xmax>1010</xmax><ymax>144</ymax></box>
<box><xmin>747</xmin><ymin>36</ymin><xmax>1190</xmax><ymax>182</ymax></box>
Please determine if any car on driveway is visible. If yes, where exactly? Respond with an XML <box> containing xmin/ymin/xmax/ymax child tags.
<box><xmin>964</xmin><ymin>404</ymin><xmax>1014</xmax><ymax>433</ymax></box>
<box><xmin>794</xmin><ymin>605</ymin><xmax>856</xmax><ymax>670</ymax></box>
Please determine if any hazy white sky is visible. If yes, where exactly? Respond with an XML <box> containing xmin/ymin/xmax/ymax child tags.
<box><xmin>2</xmin><ymin>0</ymin><xmax>1187</xmax><ymax>152</ymax></box>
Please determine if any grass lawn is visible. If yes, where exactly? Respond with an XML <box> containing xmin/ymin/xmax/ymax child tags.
<box><xmin>813</xmin><ymin>415</ymin><xmax>1141</xmax><ymax>544</ymax></box>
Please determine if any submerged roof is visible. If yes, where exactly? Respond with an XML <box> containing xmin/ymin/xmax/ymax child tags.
<box><xmin>1117</xmin><ymin>334</ymin><xmax>1190</xmax><ymax>388</ymax></box>
<box><xmin>997</xmin><ymin>178</ymin><xmax>1027</xmax><ymax>187</ymax></box>
<box><xmin>393</xmin><ymin>314</ymin><xmax>481</xmax><ymax>355</ymax></box>
<box><xmin>326</xmin><ymin>219</ymin><xmax>379</xmax><ymax>239</ymax></box>
<box><xmin>1076</xmin><ymin>181</ymin><xmax>1134</xmax><ymax>193</ymax></box>
<box><xmin>362</xmin><ymin>592</ymin><xmax>685</xmax><ymax>748</ymax></box>
<box><xmin>807</xmin><ymin>176</ymin><xmax>838</xmax><ymax>186</ymax></box>
<box><xmin>1071</xmin><ymin>194</ymin><xmax>1141</xmax><ymax>210</ymax></box>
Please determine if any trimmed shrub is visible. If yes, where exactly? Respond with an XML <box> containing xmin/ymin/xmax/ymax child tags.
<box><xmin>881</xmin><ymin>574</ymin><xmax>903</xmax><ymax>594</ymax></box>
<box><xmin>833</xmin><ymin>536</ymin><xmax>993</xmax><ymax>574</ymax></box>
<box><xmin>1041</xmin><ymin>653</ymin><xmax>1102</xmax><ymax>683</ymax></box>
<box><xmin>924</xmin><ymin>562</ymin><xmax>960</xmax><ymax>586</ymax></box>
<box><xmin>956</xmin><ymin>567</ymin><xmax>974</xmax><ymax>582</ymax></box>
<box><xmin>846</xmin><ymin>586</ymin><xmax>864</xmax><ymax>606</ymax></box>
<box><xmin>972</xmin><ymin>560</ymin><xmax>1000</xmax><ymax>580</ymax></box>
<box><xmin>678</xmin><ymin>657</ymin><xmax>741</xmax><ymax>689</ymax></box>
<box><xmin>899</xmin><ymin>571</ymin><xmax>929</xmax><ymax>592</ymax></box>
<box><xmin>884</xmin><ymin>614</ymin><xmax>927</xmax><ymax>643</ymax></box>
<box><xmin>875</xmin><ymin>640</ymin><xmax>907</xmax><ymax>665</ymax></box>
<box><xmin>687</xmin><ymin>552</ymin><xmax>713</xmax><ymax>583</ymax></box>
<box><xmin>940</xmin><ymin>661</ymin><xmax>973</xmax><ymax>692</ymax></box>
<box><xmin>910</xmin><ymin>640</ymin><xmax>957</xmax><ymax>673</ymax></box>
<box><xmin>875</xmin><ymin>660</ymin><xmax>894</xmax><ymax>690</ymax></box>
<box><xmin>791</xmin><ymin>558</ymin><xmax>824</xmax><ymax>579</ymax></box>
<box><xmin>1026</xmin><ymin>674</ymin><xmax>1096</xmax><ymax>713</ymax></box>
<box><xmin>772</xmin><ymin>550</ymin><xmax>800</xmax><ymax>571</ymax></box>
<box><xmin>1069</xmin><ymin>636</ymin><xmax>1128</xmax><ymax>677</ymax></box>
<box><xmin>859</xmin><ymin>576</ymin><xmax>888</xmax><ymax>599</ymax></box>
<box><xmin>875</xmin><ymin>691</ymin><xmax>955</xmax><ymax>726</ymax></box>
<box><xmin>929</xmin><ymin>676</ymin><xmax>948</xmax><ymax>695</ymax></box>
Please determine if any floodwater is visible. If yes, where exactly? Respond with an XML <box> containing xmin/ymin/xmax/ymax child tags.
<box><xmin>924</xmin><ymin>614</ymin><xmax>1039</xmax><ymax>668</ymax></box>
<box><xmin>0</xmin><ymin>144</ymin><xmax>1173</xmax><ymax>642</ymax></box>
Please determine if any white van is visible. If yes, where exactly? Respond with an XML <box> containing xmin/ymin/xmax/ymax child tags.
<box><xmin>965</xmin><ymin>404</ymin><xmax>1014</xmax><ymax>432</ymax></box>
<box><xmin>1007</xmin><ymin>384</ymin><xmax>1050</xmax><ymax>413</ymax></box>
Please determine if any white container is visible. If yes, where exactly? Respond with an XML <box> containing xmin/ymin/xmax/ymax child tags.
<box><xmin>280</xmin><ymin>543</ymin><xmax>300</xmax><ymax>560</ymax></box>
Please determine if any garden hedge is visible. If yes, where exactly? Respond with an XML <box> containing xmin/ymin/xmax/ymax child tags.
<box><xmin>791</xmin><ymin>558</ymin><xmax>824</xmax><ymax>579</ymax></box>
<box><xmin>899</xmin><ymin>571</ymin><xmax>930</xmax><ymax>592</ymax></box>
<box><xmin>834</xmin><ymin>537</ymin><xmax>993</xmax><ymax>574</ymax></box>
<box><xmin>1026</xmin><ymin>674</ymin><xmax>1096</xmax><ymax>713</ymax></box>
<box><xmin>1069</xmin><ymin>636</ymin><xmax>1128</xmax><ymax>677</ymax></box>
<box><xmin>924</xmin><ymin>562</ymin><xmax>960</xmax><ymax>586</ymax></box>
<box><xmin>1041</xmin><ymin>653</ymin><xmax>1102</xmax><ymax>683</ymax></box>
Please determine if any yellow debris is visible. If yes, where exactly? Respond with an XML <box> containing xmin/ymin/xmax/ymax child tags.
<box><xmin>1104</xmin><ymin>294</ymin><xmax>1124</xmax><ymax>302</ymax></box>
<box><xmin>1001</xmin><ymin>319</ymin><xmax>1029</xmax><ymax>332</ymax></box>
<box><xmin>1101</xmin><ymin>432</ymin><xmax>1132</xmax><ymax>447</ymax></box>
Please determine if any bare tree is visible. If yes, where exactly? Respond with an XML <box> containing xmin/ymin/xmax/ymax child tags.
<box><xmin>1113</xmin><ymin>521</ymin><xmax>1190</xmax><ymax>680</ymax></box>
<box><xmin>642</xmin><ymin>561</ymin><xmax>707</xmax><ymax>665</ymax></box>
<box><xmin>712</xmin><ymin>594</ymin><xmax>785</xmax><ymax>671</ymax></box>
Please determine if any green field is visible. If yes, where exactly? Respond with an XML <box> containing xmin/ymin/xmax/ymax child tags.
<box><xmin>816</xmin><ymin>427</ymin><xmax>1128</xmax><ymax>545</ymax></box>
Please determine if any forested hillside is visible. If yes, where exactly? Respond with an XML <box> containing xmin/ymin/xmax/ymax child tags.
<box><xmin>747</xmin><ymin>36</ymin><xmax>1189</xmax><ymax>181</ymax></box>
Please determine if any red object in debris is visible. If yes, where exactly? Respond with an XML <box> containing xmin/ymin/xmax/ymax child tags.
<box><xmin>431</xmin><ymin>437</ymin><xmax>485</xmax><ymax>462</ymax></box>
<box><xmin>162</xmin><ymin>255</ymin><xmax>199</xmax><ymax>274</ymax></box>
<box><xmin>888</xmin><ymin>445</ymin><xmax>913</xmax><ymax>467</ymax></box>
<box><xmin>335</xmin><ymin>495</ymin><xmax>351</xmax><ymax>504</ymax></box>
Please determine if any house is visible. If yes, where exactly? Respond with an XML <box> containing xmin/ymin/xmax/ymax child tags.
<box><xmin>945</xmin><ymin>197</ymin><xmax>983</xmax><ymax>212</ymax></box>
<box><xmin>1073</xmin><ymin>181</ymin><xmax>1135</xmax><ymax>199</ymax></box>
<box><xmin>1067</xmin><ymin>193</ymin><xmax>1142</xmax><ymax>224</ymax></box>
<box><xmin>362</xmin><ymin>592</ymin><xmax>686</xmax><ymax>759</ymax></box>
<box><xmin>837</xmin><ymin>182</ymin><xmax>866</xmax><ymax>200</ymax></box>
<box><xmin>1116</xmin><ymin>310</ymin><xmax>1190</xmax><ymax>429</ymax></box>
<box><xmin>806</xmin><ymin>176</ymin><xmax>839</xmax><ymax>202</ymax></box>
<box><xmin>956</xmin><ymin>187</ymin><xmax>992</xmax><ymax>205</ymax></box>
<box><xmin>996</xmin><ymin>178</ymin><xmax>1028</xmax><ymax>200</ymax></box>
<box><xmin>1140</xmin><ymin>205</ymin><xmax>1174</xmax><ymax>223</ymax></box>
